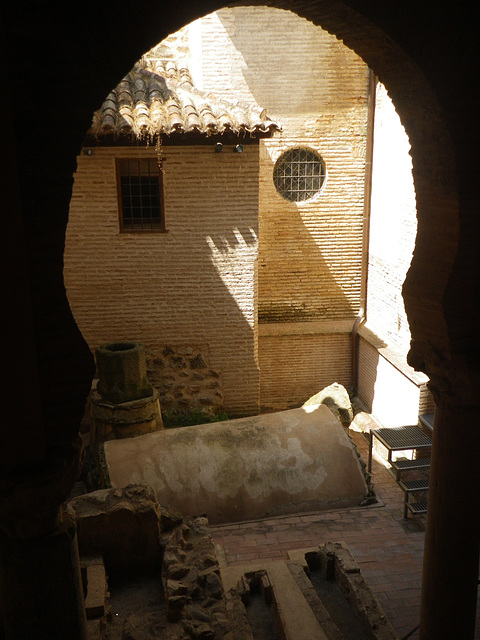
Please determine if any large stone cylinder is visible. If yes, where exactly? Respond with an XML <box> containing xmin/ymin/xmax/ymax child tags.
<box><xmin>104</xmin><ymin>404</ymin><xmax>369</xmax><ymax>524</ymax></box>
<box><xmin>92</xmin><ymin>341</ymin><xmax>163</xmax><ymax>444</ymax></box>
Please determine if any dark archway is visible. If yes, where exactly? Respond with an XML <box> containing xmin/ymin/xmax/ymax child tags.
<box><xmin>2</xmin><ymin>2</ymin><xmax>479</xmax><ymax>638</ymax></box>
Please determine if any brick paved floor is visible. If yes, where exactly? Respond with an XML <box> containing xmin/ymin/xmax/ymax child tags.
<box><xmin>211</xmin><ymin>430</ymin><xmax>480</xmax><ymax>640</ymax></box>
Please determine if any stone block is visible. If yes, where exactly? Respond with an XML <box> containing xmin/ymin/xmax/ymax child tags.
<box><xmin>84</xmin><ymin>561</ymin><xmax>107</xmax><ymax>619</ymax></box>
<box><xmin>162</xmin><ymin>516</ymin><xmax>231</xmax><ymax>635</ymax></box>
<box><xmin>323</xmin><ymin>541</ymin><xmax>360</xmax><ymax>574</ymax></box>
<box><xmin>304</xmin><ymin>382</ymin><xmax>354</xmax><ymax>427</ymax></box>
<box><xmin>318</xmin><ymin>542</ymin><xmax>397</xmax><ymax>640</ymax></box>
<box><xmin>67</xmin><ymin>485</ymin><xmax>161</xmax><ymax>577</ymax></box>
<box><xmin>260</xmin><ymin>572</ymin><xmax>272</xmax><ymax>605</ymax></box>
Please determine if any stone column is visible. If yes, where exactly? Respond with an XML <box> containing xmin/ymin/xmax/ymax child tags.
<box><xmin>0</xmin><ymin>514</ymin><xmax>87</xmax><ymax>640</ymax></box>
<box><xmin>96</xmin><ymin>342</ymin><xmax>153</xmax><ymax>404</ymax></box>
<box><xmin>0</xmin><ymin>63</ymin><xmax>90</xmax><ymax>638</ymax></box>
<box><xmin>419</xmin><ymin>392</ymin><xmax>480</xmax><ymax>639</ymax></box>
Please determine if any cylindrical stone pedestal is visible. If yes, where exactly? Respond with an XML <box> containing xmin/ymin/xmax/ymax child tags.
<box><xmin>91</xmin><ymin>388</ymin><xmax>163</xmax><ymax>444</ymax></box>
<box><xmin>92</xmin><ymin>341</ymin><xmax>163</xmax><ymax>445</ymax></box>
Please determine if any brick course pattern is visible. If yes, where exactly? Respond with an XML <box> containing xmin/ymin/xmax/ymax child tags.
<box><xmin>259</xmin><ymin>332</ymin><xmax>352</xmax><ymax>411</ymax></box>
<box><xmin>199</xmin><ymin>8</ymin><xmax>370</xmax><ymax>410</ymax></box>
<box><xmin>199</xmin><ymin>9</ymin><xmax>368</xmax><ymax>323</ymax></box>
<box><xmin>65</xmin><ymin>8</ymin><xmax>371</xmax><ymax>415</ymax></box>
<box><xmin>66</xmin><ymin>9</ymin><xmax>425</xmax><ymax>418</ymax></box>
<box><xmin>65</xmin><ymin>144</ymin><xmax>260</xmax><ymax>416</ymax></box>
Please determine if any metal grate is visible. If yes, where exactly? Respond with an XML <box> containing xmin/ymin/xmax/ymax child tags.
<box><xmin>390</xmin><ymin>456</ymin><xmax>431</xmax><ymax>481</ymax></box>
<box><xmin>118</xmin><ymin>158</ymin><xmax>164</xmax><ymax>231</ymax></box>
<box><xmin>273</xmin><ymin>147</ymin><xmax>326</xmax><ymax>202</ymax></box>
<box><xmin>373</xmin><ymin>426</ymin><xmax>432</xmax><ymax>450</ymax></box>
<box><xmin>392</xmin><ymin>458</ymin><xmax>431</xmax><ymax>471</ymax></box>
<box><xmin>399</xmin><ymin>479</ymin><xmax>430</xmax><ymax>492</ymax></box>
<box><xmin>406</xmin><ymin>501</ymin><xmax>428</xmax><ymax>514</ymax></box>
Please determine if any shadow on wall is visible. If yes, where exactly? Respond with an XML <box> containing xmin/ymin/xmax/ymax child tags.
<box><xmin>64</xmin><ymin>144</ymin><xmax>263</xmax><ymax>418</ymax></box>
<box><xmin>65</xmin><ymin>6</ymin><xmax>370</xmax><ymax>419</ymax></box>
<box><xmin>212</xmin><ymin>7</ymin><xmax>365</xmax><ymax>323</ymax></box>
<box><xmin>217</xmin><ymin>7</ymin><xmax>358</xmax><ymax>115</ymax></box>
<box><xmin>206</xmin><ymin>226</ymin><xmax>258</xmax><ymax>329</ymax></box>
<box><xmin>258</xmin><ymin>151</ymin><xmax>354</xmax><ymax>323</ymax></box>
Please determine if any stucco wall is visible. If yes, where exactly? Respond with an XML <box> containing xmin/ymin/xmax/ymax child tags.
<box><xmin>196</xmin><ymin>7</ymin><xmax>370</xmax><ymax>409</ymax></box>
<box><xmin>357</xmin><ymin>331</ymin><xmax>433</xmax><ymax>427</ymax></box>
<box><xmin>366</xmin><ymin>83</ymin><xmax>417</xmax><ymax>353</ymax></box>
<box><xmin>104</xmin><ymin>404</ymin><xmax>368</xmax><ymax>524</ymax></box>
<box><xmin>65</xmin><ymin>144</ymin><xmax>260</xmax><ymax>416</ymax></box>
<box><xmin>357</xmin><ymin>83</ymin><xmax>433</xmax><ymax>419</ymax></box>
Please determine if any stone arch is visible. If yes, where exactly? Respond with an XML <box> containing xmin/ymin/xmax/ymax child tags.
<box><xmin>3</xmin><ymin>3</ymin><xmax>466</xmax><ymax>427</ymax></box>
<box><xmin>3</xmin><ymin>2</ymin><xmax>478</xmax><ymax>639</ymax></box>
<box><xmin>3</xmin><ymin>0</ymin><xmax>462</xmax><ymax>547</ymax></box>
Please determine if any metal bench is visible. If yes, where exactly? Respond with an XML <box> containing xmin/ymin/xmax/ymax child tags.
<box><xmin>368</xmin><ymin>425</ymin><xmax>432</xmax><ymax>518</ymax></box>
<box><xmin>398</xmin><ymin>478</ymin><xmax>430</xmax><ymax>519</ymax></box>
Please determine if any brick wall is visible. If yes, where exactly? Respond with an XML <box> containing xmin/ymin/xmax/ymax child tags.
<box><xmin>198</xmin><ymin>7</ymin><xmax>368</xmax><ymax>322</ymax></box>
<box><xmin>67</xmin><ymin>10</ymin><xmax>424</xmax><ymax>418</ymax></box>
<box><xmin>65</xmin><ymin>144</ymin><xmax>260</xmax><ymax>416</ymax></box>
<box><xmin>259</xmin><ymin>324</ymin><xmax>352</xmax><ymax>411</ymax></box>
<box><xmin>197</xmin><ymin>7</ymin><xmax>370</xmax><ymax>409</ymax></box>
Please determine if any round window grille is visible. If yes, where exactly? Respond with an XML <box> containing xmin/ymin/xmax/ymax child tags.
<box><xmin>273</xmin><ymin>147</ymin><xmax>326</xmax><ymax>202</ymax></box>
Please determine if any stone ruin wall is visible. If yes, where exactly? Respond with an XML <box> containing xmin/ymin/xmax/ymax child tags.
<box><xmin>145</xmin><ymin>345</ymin><xmax>224</xmax><ymax>417</ymax></box>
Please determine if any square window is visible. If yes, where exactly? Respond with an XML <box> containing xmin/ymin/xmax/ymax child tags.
<box><xmin>117</xmin><ymin>158</ymin><xmax>165</xmax><ymax>231</ymax></box>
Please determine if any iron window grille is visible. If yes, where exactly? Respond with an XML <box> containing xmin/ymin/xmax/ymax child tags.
<box><xmin>273</xmin><ymin>147</ymin><xmax>326</xmax><ymax>202</ymax></box>
<box><xmin>117</xmin><ymin>158</ymin><xmax>165</xmax><ymax>231</ymax></box>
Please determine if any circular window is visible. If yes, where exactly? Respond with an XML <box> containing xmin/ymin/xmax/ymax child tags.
<box><xmin>273</xmin><ymin>147</ymin><xmax>326</xmax><ymax>202</ymax></box>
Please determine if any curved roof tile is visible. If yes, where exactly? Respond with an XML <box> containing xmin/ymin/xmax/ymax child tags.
<box><xmin>88</xmin><ymin>56</ymin><xmax>280</xmax><ymax>140</ymax></box>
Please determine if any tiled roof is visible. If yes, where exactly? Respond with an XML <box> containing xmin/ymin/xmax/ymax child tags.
<box><xmin>88</xmin><ymin>56</ymin><xmax>280</xmax><ymax>140</ymax></box>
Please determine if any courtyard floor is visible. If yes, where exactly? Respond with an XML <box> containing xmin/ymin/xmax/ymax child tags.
<box><xmin>211</xmin><ymin>429</ymin><xmax>480</xmax><ymax>640</ymax></box>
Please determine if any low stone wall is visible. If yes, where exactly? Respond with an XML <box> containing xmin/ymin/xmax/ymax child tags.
<box><xmin>67</xmin><ymin>485</ymin><xmax>243</xmax><ymax>639</ymax></box>
<box><xmin>67</xmin><ymin>484</ymin><xmax>166</xmax><ymax>578</ymax></box>
<box><xmin>162</xmin><ymin>516</ymin><xmax>235</xmax><ymax>638</ymax></box>
<box><xmin>314</xmin><ymin>542</ymin><xmax>398</xmax><ymax>640</ymax></box>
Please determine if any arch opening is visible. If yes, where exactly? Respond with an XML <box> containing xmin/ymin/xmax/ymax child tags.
<box><xmin>4</xmin><ymin>2</ymin><xmax>477</xmax><ymax>640</ymax></box>
<box><xmin>64</xmin><ymin>3</ymin><xmax>448</xmax><ymax>428</ymax></box>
